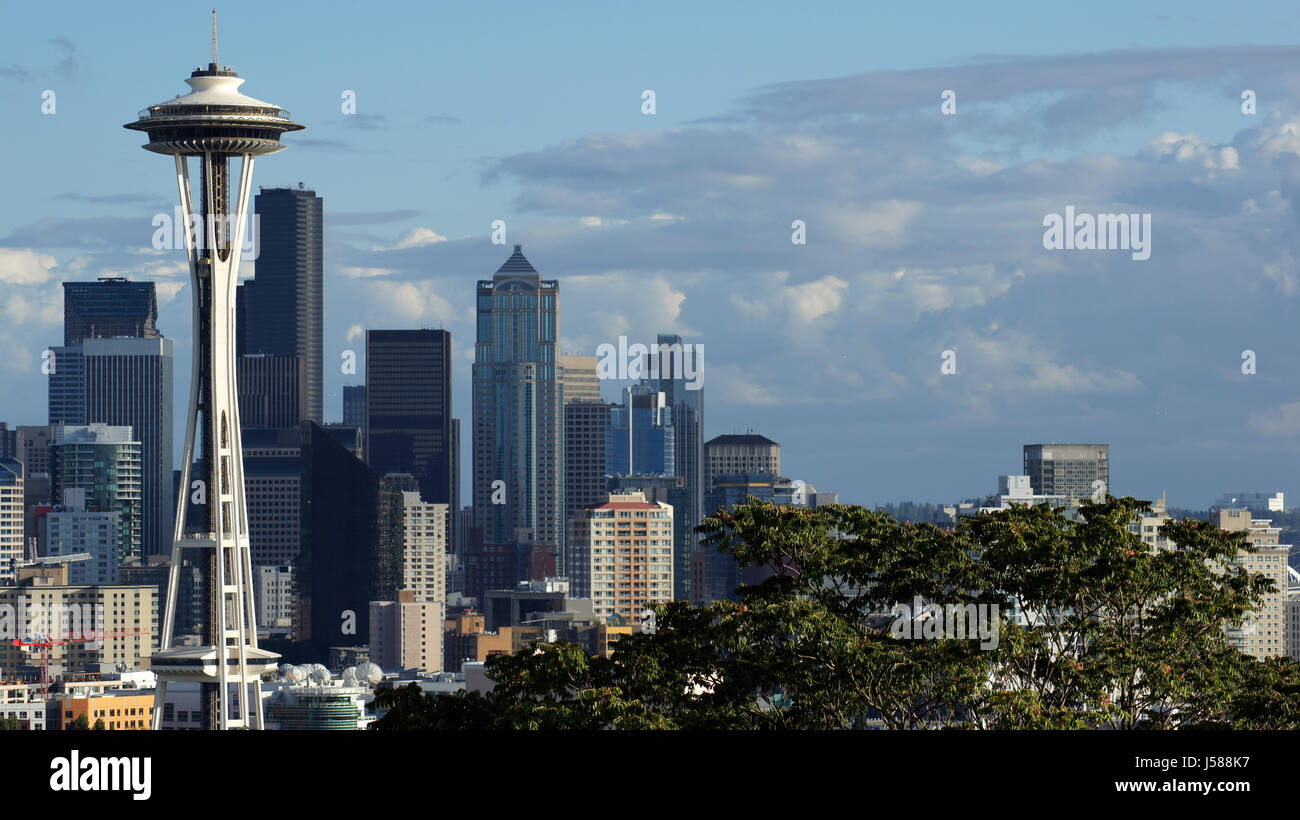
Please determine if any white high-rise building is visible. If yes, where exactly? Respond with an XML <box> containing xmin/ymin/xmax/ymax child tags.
<box><xmin>253</xmin><ymin>565</ymin><xmax>294</xmax><ymax>639</ymax></box>
<box><xmin>400</xmin><ymin>492</ymin><xmax>447</xmax><ymax>604</ymax></box>
<box><xmin>1286</xmin><ymin>568</ymin><xmax>1300</xmax><ymax>663</ymax></box>
<box><xmin>0</xmin><ymin>459</ymin><xmax>23</xmax><ymax>583</ymax></box>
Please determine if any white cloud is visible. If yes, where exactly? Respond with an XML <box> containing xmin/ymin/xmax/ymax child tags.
<box><xmin>1140</xmin><ymin>131</ymin><xmax>1239</xmax><ymax>169</ymax></box>
<box><xmin>340</xmin><ymin>266</ymin><xmax>398</xmax><ymax>279</ymax></box>
<box><xmin>821</xmin><ymin>200</ymin><xmax>923</xmax><ymax>246</ymax></box>
<box><xmin>0</xmin><ymin>249</ymin><xmax>58</xmax><ymax>285</ymax></box>
<box><xmin>369</xmin><ymin>281</ymin><xmax>457</xmax><ymax>324</ymax></box>
<box><xmin>1250</xmin><ymin>401</ymin><xmax>1300</xmax><ymax>435</ymax></box>
<box><xmin>155</xmin><ymin>281</ymin><xmax>186</xmax><ymax>305</ymax></box>
<box><xmin>373</xmin><ymin>227</ymin><xmax>448</xmax><ymax>251</ymax></box>
<box><xmin>785</xmin><ymin>275</ymin><xmax>848</xmax><ymax>324</ymax></box>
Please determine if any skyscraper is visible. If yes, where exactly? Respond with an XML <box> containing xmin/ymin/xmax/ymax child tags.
<box><xmin>399</xmin><ymin>490</ymin><xmax>447</xmax><ymax>604</ymax></box>
<box><xmin>473</xmin><ymin>246</ymin><xmax>564</xmax><ymax>576</ymax></box>
<box><xmin>15</xmin><ymin>425</ymin><xmax>54</xmax><ymax>543</ymax></box>
<box><xmin>641</xmin><ymin>333</ymin><xmax>703</xmax><ymax>600</ymax></box>
<box><xmin>0</xmin><ymin>458</ymin><xmax>23</xmax><ymax>582</ymax></box>
<box><xmin>561</xmin><ymin>354</ymin><xmax>601</xmax><ymax>403</ymax></box>
<box><xmin>365</xmin><ymin>329</ymin><xmax>453</xmax><ymax>510</ymax></box>
<box><xmin>241</xmin><ymin>426</ymin><xmax>305</xmax><ymax>568</ymax></box>
<box><xmin>343</xmin><ymin>385</ymin><xmax>366</xmax><ymax>429</ymax></box>
<box><xmin>563</xmin><ymin>400</ymin><xmax>616</xmax><ymax>585</ymax></box>
<box><xmin>569</xmin><ymin>491</ymin><xmax>673</xmax><ymax>625</ymax></box>
<box><xmin>237</xmin><ymin>353</ymin><xmax>306</xmax><ymax>429</ymax></box>
<box><xmin>15</xmin><ymin>425</ymin><xmax>54</xmax><ymax>477</ymax></box>
<box><xmin>607</xmin><ymin>385</ymin><xmax>675</xmax><ymax>476</ymax></box>
<box><xmin>49</xmin><ymin>424</ymin><xmax>143</xmax><ymax>563</ymax></box>
<box><xmin>705</xmin><ymin>433</ymin><xmax>780</xmax><ymax>493</ymax></box>
<box><xmin>62</xmin><ymin>277</ymin><xmax>161</xmax><ymax>346</ymax></box>
<box><xmin>297</xmin><ymin>424</ymin><xmax>411</xmax><ymax>657</ymax></box>
<box><xmin>1022</xmin><ymin>444</ymin><xmax>1110</xmax><ymax>504</ymax></box>
<box><xmin>0</xmin><ymin>423</ymin><xmax>16</xmax><ymax>461</ymax></box>
<box><xmin>49</xmin><ymin>337</ymin><xmax>174</xmax><ymax>557</ymax></box>
<box><xmin>239</xmin><ymin>185</ymin><xmax>324</xmax><ymax>424</ymax></box>
<box><xmin>702</xmin><ymin>473</ymin><xmax>777</xmax><ymax>602</ymax></box>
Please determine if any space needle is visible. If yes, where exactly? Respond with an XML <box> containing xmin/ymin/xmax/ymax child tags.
<box><xmin>126</xmin><ymin>13</ymin><xmax>302</xmax><ymax>730</ymax></box>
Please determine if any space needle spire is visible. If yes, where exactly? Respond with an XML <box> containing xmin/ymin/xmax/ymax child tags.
<box><xmin>126</xmin><ymin>18</ymin><xmax>303</xmax><ymax>730</ymax></box>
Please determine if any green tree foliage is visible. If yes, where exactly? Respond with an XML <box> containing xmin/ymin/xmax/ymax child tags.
<box><xmin>371</xmin><ymin>497</ymin><xmax>1300</xmax><ymax>730</ymax></box>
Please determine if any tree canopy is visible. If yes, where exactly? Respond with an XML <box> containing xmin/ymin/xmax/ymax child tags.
<box><xmin>372</xmin><ymin>497</ymin><xmax>1300</xmax><ymax>730</ymax></box>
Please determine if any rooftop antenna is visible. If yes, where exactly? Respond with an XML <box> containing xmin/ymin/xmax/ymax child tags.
<box><xmin>211</xmin><ymin>9</ymin><xmax>219</xmax><ymax>67</ymax></box>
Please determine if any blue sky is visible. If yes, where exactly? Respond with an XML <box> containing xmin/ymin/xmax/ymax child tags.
<box><xmin>4</xmin><ymin>1</ymin><xmax>1300</xmax><ymax>509</ymax></box>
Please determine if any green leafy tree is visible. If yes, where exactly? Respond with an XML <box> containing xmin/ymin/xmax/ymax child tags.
<box><xmin>371</xmin><ymin>497</ymin><xmax>1300</xmax><ymax>730</ymax></box>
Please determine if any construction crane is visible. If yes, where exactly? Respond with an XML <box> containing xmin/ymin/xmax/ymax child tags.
<box><xmin>12</xmin><ymin>628</ymin><xmax>145</xmax><ymax>700</ymax></box>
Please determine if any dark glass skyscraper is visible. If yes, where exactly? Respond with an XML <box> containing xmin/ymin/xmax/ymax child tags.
<box><xmin>297</xmin><ymin>422</ymin><xmax>409</xmax><ymax>659</ymax></box>
<box><xmin>237</xmin><ymin>354</ymin><xmax>306</xmax><ymax>429</ymax></box>
<box><xmin>239</xmin><ymin>185</ymin><xmax>324</xmax><ymax>424</ymax></box>
<box><xmin>365</xmin><ymin>329</ymin><xmax>453</xmax><ymax>510</ymax></box>
<box><xmin>473</xmin><ymin>246</ymin><xmax>564</xmax><ymax>578</ymax></box>
<box><xmin>63</xmin><ymin>277</ymin><xmax>160</xmax><ymax>345</ymax></box>
<box><xmin>343</xmin><ymin>385</ymin><xmax>366</xmax><ymax>428</ymax></box>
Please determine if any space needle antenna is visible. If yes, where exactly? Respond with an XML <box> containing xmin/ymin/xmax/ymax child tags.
<box><xmin>211</xmin><ymin>9</ymin><xmax>219</xmax><ymax>67</ymax></box>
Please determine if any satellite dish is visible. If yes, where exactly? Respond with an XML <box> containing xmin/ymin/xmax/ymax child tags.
<box><xmin>309</xmin><ymin>664</ymin><xmax>331</xmax><ymax>685</ymax></box>
<box><xmin>356</xmin><ymin>661</ymin><xmax>382</xmax><ymax>684</ymax></box>
<box><xmin>341</xmin><ymin>667</ymin><xmax>359</xmax><ymax>686</ymax></box>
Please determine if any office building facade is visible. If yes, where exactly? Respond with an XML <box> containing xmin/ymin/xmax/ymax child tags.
<box><xmin>400</xmin><ymin>491</ymin><xmax>447</xmax><ymax>604</ymax></box>
<box><xmin>238</xmin><ymin>185</ymin><xmax>324</xmax><ymax>424</ymax></box>
<box><xmin>705</xmin><ymin>434</ymin><xmax>780</xmax><ymax>493</ymax></box>
<box><xmin>49</xmin><ymin>337</ymin><xmax>173</xmax><ymax>557</ymax></box>
<box><xmin>62</xmin><ymin>278</ymin><xmax>160</xmax><ymax>345</ymax></box>
<box><xmin>561</xmin><ymin>354</ymin><xmax>601</xmax><ymax>403</ymax></box>
<box><xmin>0</xmin><ymin>459</ymin><xmax>23</xmax><ymax>582</ymax></box>
<box><xmin>241</xmin><ymin>427</ymin><xmax>305</xmax><ymax>568</ymax></box>
<box><xmin>365</xmin><ymin>329</ymin><xmax>453</xmax><ymax>511</ymax></box>
<box><xmin>49</xmin><ymin>425</ymin><xmax>143</xmax><ymax>563</ymax></box>
<box><xmin>1022</xmin><ymin>444</ymin><xmax>1110</xmax><ymax>505</ymax></box>
<box><xmin>237</xmin><ymin>354</ymin><xmax>307</xmax><ymax>429</ymax></box>
<box><xmin>563</xmin><ymin>401</ymin><xmax>616</xmax><ymax>585</ymax></box>
<box><xmin>44</xmin><ymin>488</ymin><xmax>121</xmax><ymax>585</ymax></box>
<box><xmin>472</xmin><ymin>246</ymin><xmax>564</xmax><ymax>573</ymax></box>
